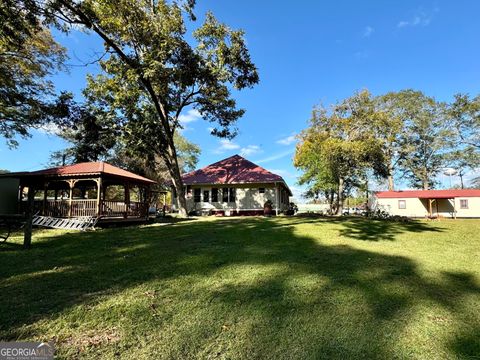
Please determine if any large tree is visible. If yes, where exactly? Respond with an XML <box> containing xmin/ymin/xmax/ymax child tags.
<box><xmin>49</xmin><ymin>98</ymin><xmax>201</xmax><ymax>186</ymax></box>
<box><xmin>28</xmin><ymin>0</ymin><xmax>258</xmax><ymax>216</ymax></box>
<box><xmin>50</xmin><ymin>98</ymin><xmax>120</xmax><ymax>164</ymax></box>
<box><xmin>295</xmin><ymin>91</ymin><xmax>386</xmax><ymax>215</ymax></box>
<box><xmin>449</xmin><ymin>93</ymin><xmax>480</xmax><ymax>150</ymax></box>
<box><xmin>445</xmin><ymin>94</ymin><xmax>480</xmax><ymax>188</ymax></box>
<box><xmin>0</xmin><ymin>1</ymin><xmax>68</xmax><ymax>147</ymax></box>
<box><xmin>393</xmin><ymin>90</ymin><xmax>450</xmax><ymax>190</ymax></box>
<box><xmin>374</xmin><ymin>92</ymin><xmax>410</xmax><ymax>190</ymax></box>
<box><xmin>444</xmin><ymin>148</ymin><xmax>480</xmax><ymax>189</ymax></box>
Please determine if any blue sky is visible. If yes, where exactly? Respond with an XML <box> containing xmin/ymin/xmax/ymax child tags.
<box><xmin>1</xmin><ymin>1</ymin><xmax>480</xmax><ymax>200</ymax></box>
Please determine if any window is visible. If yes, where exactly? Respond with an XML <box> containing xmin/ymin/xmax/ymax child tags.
<box><xmin>194</xmin><ymin>188</ymin><xmax>201</xmax><ymax>203</ymax></box>
<box><xmin>203</xmin><ymin>190</ymin><xmax>209</xmax><ymax>202</ymax></box>
<box><xmin>229</xmin><ymin>188</ymin><xmax>236</xmax><ymax>202</ymax></box>
<box><xmin>211</xmin><ymin>188</ymin><xmax>219</xmax><ymax>202</ymax></box>
<box><xmin>398</xmin><ymin>200</ymin><xmax>406</xmax><ymax>209</ymax></box>
<box><xmin>460</xmin><ymin>199</ymin><xmax>468</xmax><ymax>209</ymax></box>
<box><xmin>259</xmin><ymin>188</ymin><xmax>265</xmax><ymax>194</ymax></box>
<box><xmin>222</xmin><ymin>188</ymin><xmax>229</xmax><ymax>202</ymax></box>
<box><xmin>220</xmin><ymin>187</ymin><xmax>236</xmax><ymax>202</ymax></box>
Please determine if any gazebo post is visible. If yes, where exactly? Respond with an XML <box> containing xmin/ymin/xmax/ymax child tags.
<box><xmin>18</xmin><ymin>185</ymin><xmax>24</xmax><ymax>213</ymax></box>
<box><xmin>24</xmin><ymin>186</ymin><xmax>35</xmax><ymax>249</ymax></box>
<box><xmin>42</xmin><ymin>182</ymin><xmax>48</xmax><ymax>216</ymax></box>
<box><xmin>124</xmin><ymin>182</ymin><xmax>130</xmax><ymax>218</ymax></box>
<box><xmin>96</xmin><ymin>176</ymin><xmax>103</xmax><ymax>217</ymax></box>
<box><xmin>67</xmin><ymin>180</ymin><xmax>74</xmax><ymax>218</ymax></box>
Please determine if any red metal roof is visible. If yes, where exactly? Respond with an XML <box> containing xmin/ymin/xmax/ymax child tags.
<box><xmin>376</xmin><ymin>189</ymin><xmax>480</xmax><ymax>199</ymax></box>
<box><xmin>182</xmin><ymin>154</ymin><xmax>292</xmax><ymax>194</ymax></box>
<box><xmin>3</xmin><ymin>162</ymin><xmax>155</xmax><ymax>184</ymax></box>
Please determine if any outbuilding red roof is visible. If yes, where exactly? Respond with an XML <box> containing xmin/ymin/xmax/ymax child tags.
<box><xmin>182</xmin><ymin>154</ymin><xmax>292</xmax><ymax>194</ymax></box>
<box><xmin>376</xmin><ymin>189</ymin><xmax>480</xmax><ymax>199</ymax></box>
<box><xmin>2</xmin><ymin>162</ymin><xmax>155</xmax><ymax>184</ymax></box>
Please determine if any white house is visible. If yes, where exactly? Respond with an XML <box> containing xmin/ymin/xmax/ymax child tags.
<box><xmin>172</xmin><ymin>155</ymin><xmax>292</xmax><ymax>215</ymax></box>
<box><xmin>372</xmin><ymin>189</ymin><xmax>480</xmax><ymax>218</ymax></box>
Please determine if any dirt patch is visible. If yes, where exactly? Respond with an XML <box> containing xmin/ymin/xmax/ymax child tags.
<box><xmin>64</xmin><ymin>328</ymin><xmax>121</xmax><ymax>350</ymax></box>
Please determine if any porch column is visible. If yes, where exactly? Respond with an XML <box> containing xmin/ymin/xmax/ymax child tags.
<box><xmin>275</xmin><ymin>183</ymin><xmax>279</xmax><ymax>216</ymax></box>
<box><xmin>453</xmin><ymin>198</ymin><xmax>457</xmax><ymax>220</ymax></box>
<box><xmin>428</xmin><ymin>199</ymin><xmax>433</xmax><ymax>218</ymax></box>
<box><xmin>24</xmin><ymin>186</ymin><xmax>35</xmax><ymax>249</ymax></box>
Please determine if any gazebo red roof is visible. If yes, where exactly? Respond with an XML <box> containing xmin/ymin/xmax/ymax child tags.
<box><xmin>2</xmin><ymin>162</ymin><xmax>155</xmax><ymax>184</ymax></box>
<box><xmin>376</xmin><ymin>189</ymin><xmax>480</xmax><ymax>199</ymax></box>
<box><xmin>181</xmin><ymin>154</ymin><xmax>292</xmax><ymax>194</ymax></box>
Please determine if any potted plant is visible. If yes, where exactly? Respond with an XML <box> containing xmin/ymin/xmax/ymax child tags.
<box><xmin>264</xmin><ymin>200</ymin><xmax>273</xmax><ymax>216</ymax></box>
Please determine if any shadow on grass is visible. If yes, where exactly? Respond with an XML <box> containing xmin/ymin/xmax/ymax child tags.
<box><xmin>0</xmin><ymin>217</ymin><xmax>478</xmax><ymax>359</ymax></box>
<box><xmin>338</xmin><ymin>217</ymin><xmax>444</xmax><ymax>241</ymax></box>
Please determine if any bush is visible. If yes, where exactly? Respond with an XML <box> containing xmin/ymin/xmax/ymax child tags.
<box><xmin>368</xmin><ymin>209</ymin><xmax>411</xmax><ymax>222</ymax></box>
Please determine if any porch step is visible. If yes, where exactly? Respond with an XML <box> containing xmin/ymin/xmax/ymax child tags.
<box><xmin>32</xmin><ymin>215</ymin><xmax>99</xmax><ymax>231</ymax></box>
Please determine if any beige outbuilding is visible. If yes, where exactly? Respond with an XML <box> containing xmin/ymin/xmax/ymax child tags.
<box><xmin>372</xmin><ymin>189</ymin><xmax>480</xmax><ymax>218</ymax></box>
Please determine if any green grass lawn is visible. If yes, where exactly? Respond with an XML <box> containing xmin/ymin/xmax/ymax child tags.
<box><xmin>1</xmin><ymin>216</ymin><xmax>479</xmax><ymax>359</ymax></box>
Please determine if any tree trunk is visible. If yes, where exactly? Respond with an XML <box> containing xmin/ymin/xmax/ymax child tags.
<box><xmin>164</xmin><ymin>138</ymin><xmax>188</xmax><ymax>217</ymax></box>
<box><xmin>387</xmin><ymin>163</ymin><xmax>394</xmax><ymax>191</ymax></box>
<box><xmin>423</xmin><ymin>179</ymin><xmax>429</xmax><ymax>190</ymax></box>
<box><xmin>336</xmin><ymin>177</ymin><xmax>344</xmax><ymax>216</ymax></box>
<box><xmin>422</xmin><ymin>165</ymin><xmax>429</xmax><ymax>190</ymax></box>
<box><xmin>459</xmin><ymin>173</ymin><xmax>464</xmax><ymax>189</ymax></box>
<box><xmin>328</xmin><ymin>190</ymin><xmax>334</xmax><ymax>214</ymax></box>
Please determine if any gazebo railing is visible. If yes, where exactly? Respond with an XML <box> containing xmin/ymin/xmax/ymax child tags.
<box><xmin>101</xmin><ymin>200</ymin><xmax>126</xmax><ymax>217</ymax></box>
<box><xmin>29</xmin><ymin>199</ymin><xmax>148</xmax><ymax>219</ymax></box>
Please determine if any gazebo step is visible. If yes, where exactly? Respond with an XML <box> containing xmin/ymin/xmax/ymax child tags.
<box><xmin>32</xmin><ymin>215</ymin><xmax>99</xmax><ymax>231</ymax></box>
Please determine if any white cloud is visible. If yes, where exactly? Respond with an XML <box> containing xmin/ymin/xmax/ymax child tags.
<box><xmin>178</xmin><ymin>109</ymin><xmax>202</xmax><ymax>124</ymax></box>
<box><xmin>363</xmin><ymin>26</ymin><xmax>374</xmax><ymax>37</ymax></box>
<box><xmin>255</xmin><ymin>149</ymin><xmax>294</xmax><ymax>164</ymax></box>
<box><xmin>213</xmin><ymin>139</ymin><xmax>240</xmax><ymax>154</ymax></box>
<box><xmin>240</xmin><ymin>145</ymin><xmax>261</xmax><ymax>157</ymax></box>
<box><xmin>37</xmin><ymin>123</ymin><xmax>62</xmax><ymax>135</ymax></box>
<box><xmin>397</xmin><ymin>9</ymin><xmax>436</xmax><ymax>28</ymax></box>
<box><xmin>276</xmin><ymin>134</ymin><xmax>296</xmax><ymax>146</ymax></box>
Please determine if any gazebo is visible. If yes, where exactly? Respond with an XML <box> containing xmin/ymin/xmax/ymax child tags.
<box><xmin>1</xmin><ymin>162</ymin><xmax>156</xmax><ymax>222</ymax></box>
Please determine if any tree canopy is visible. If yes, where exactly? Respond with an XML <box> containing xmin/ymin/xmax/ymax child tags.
<box><xmin>0</xmin><ymin>2</ymin><xmax>69</xmax><ymax>147</ymax></box>
<box><xmin>295</xmin><ymin>89</ymin><xmax>480</xmax><ymax>207</ymax></box>
<box><xmin>295</xmin><ymin>90</ymin><xmax>387</xmax><ymax>214</ymax></box>
<box><xmin>23</xmin><ymin>0</ymin><xmax>259</xmax><ymax>216</ymax></box>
